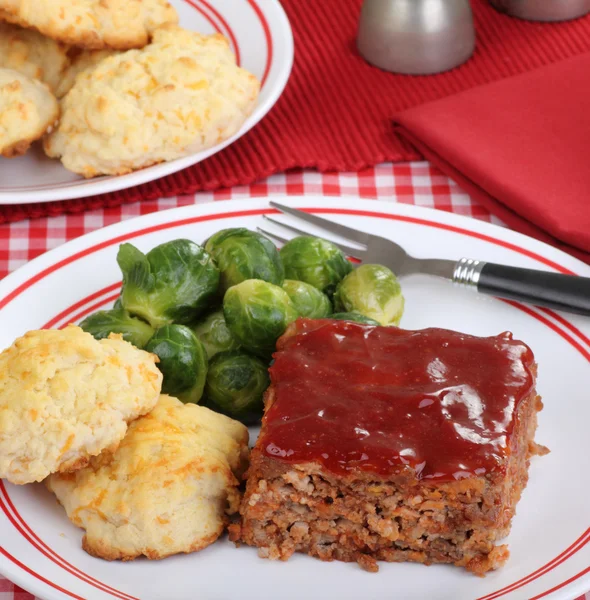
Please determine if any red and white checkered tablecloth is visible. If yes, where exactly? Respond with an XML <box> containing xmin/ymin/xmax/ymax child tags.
<box><xmin>0</xmin><ymin>162</ymin><xmax>587</xmax><ymax>600</ymax></box>
<box><xmin>0</xmin><ymin>162</ymin><xmax>501</xmax><ymax>279</ymax></box>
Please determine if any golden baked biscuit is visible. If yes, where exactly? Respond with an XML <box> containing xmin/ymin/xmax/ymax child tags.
<box><xmin>0</xmin><ymin>0</ymin><xmax>178</xmax><ymax>50</ymax></box>
<box><xmin>0</xmin><ymin>326</ymin><xmax>162</xmax><ymax>484</ymax></box>
<box><xmin>0</xmin><ymin>22</ymin><xmax>69</xmax><ymax>92</ymax></box>
<box><xmin>0</xmin><ymin>67</ymin><xmax>58</xmax><ymax>157</ymax></box>
<box><xmin>47</xmin><ymin>395</ymin><xmax>249</xmax><ymax>560</ymax></box>
<box><xmin>55</xmin><ymin>49</ymin><xmax>117</xmax><ymax>99</ymax></box>
<box><xmin>44</xmin><ymin>25</ymin><xmax>260</xmax><ymax>177</ymax></box>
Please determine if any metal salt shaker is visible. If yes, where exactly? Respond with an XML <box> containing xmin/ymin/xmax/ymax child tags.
<box><xmin>489</xmin><ymin>0</ymin><xmax>589</xmax><ymax>22</ymax></box>
<box><xmin>357</xmin><ymin>0</ymin><xmax>476</xmax><ymax>75</ymax></box>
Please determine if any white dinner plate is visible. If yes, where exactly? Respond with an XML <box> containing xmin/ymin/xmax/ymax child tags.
<box><xmin>0</xmin><ymin>198</ymin><xmax>589</xmax><ymax>600</ymax></box>
<box><xmin>0</xmin><ymin>0</ymin><xmax>293</xmax><ymax>205</ymax></box>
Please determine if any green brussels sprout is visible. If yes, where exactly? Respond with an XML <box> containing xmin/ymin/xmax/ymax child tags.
<box><xmin>282</xmin><ymin>279</ymin><xmax>332</xmax><ymax>319</ymax></box>
<box><xmin>279</xmin><ymin>236</ymin><xmax>352</xmax><ymax>296</ymax></box>
<box><xmin>80</xmin><ymin>309</ymin><xmax>155</xmax><ymax>348</ymax></box>
<box><xmin>192</xmin><ymin>309</ymin><xmax>240</xmax><ymax>359</ymax></box>
<box><xmin>205</xmin><ymin>350</ymin><xmax>269</xmax><ymax>424</ymax></box>
<box><xmin>145</xmin><ymin>325</ymin><xmax>208</xmax><ymax>404</ymax></box>
<box><xmin>117</xmin><ymin>240</ymin><xmax>220</xmax><ymax>328</ymax></box>
<box><xmin>205</xmin><ymin>228</ymin><xmax>284</xmax><ymax>293</ymax></box>
<box><xmin>113</xmin><ymin>297</ymin><xmax>123</xmax><ymax>309</ymax></box>
<box><xmin>333</xmin><ymin>264</ymin><xmax>405</xmax><ymax>326</ymax></box>
<box><xmin>330</xmin><ymin>312</ymin><xmax>380</xmax><ymax>326</ymax></box>
<box><xmin>223</xmin><ymin>279</ymin><xmax>298</xmax><ymax>356</ymax></box>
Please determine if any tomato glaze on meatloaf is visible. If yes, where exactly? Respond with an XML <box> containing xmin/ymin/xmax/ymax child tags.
<box><xmin>230</xmin><ymin>318</ymin><xmax>548</xmax><ymax>574</ymax></box>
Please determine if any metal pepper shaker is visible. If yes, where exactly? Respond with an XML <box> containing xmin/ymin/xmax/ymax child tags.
<box><xmin>357</xmin><ymin>0</ymin><xmax>476</xmax><ymax>75</ymax></box>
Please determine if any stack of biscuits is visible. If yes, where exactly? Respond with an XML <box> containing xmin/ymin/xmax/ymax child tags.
<box><xmin>0</xmin><ymin>0</ymin><xmax>260</xmax><ymax>177</ymax></box>
<box><xmin>0</xmin><ymin>326</ymin><xmax>249</xmax><ymax>561</ymax></box>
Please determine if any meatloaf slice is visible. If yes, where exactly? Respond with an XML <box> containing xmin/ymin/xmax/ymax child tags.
<box><xmin>230</xmin><ymin>319</ymin><xmax>547</xmax><ymax>574</ymax></box>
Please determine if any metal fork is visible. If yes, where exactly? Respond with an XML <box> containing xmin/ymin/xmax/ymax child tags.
<box><xmin>258</xmin><ymin>201</ymin><xmax>590</xmax><ymax>316</ymax></box>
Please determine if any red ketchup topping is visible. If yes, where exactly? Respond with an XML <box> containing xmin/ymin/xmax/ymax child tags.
<box><xmin>262</xmin><ymin>319</ymin><xmax>535</xmax><ymax>481</ymax></box>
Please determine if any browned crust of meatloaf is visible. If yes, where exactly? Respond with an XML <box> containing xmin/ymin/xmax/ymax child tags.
<box><xmin>231</xmin><ymin>326</ymin><xmax>547</xmax><ymax>575</ymax></box>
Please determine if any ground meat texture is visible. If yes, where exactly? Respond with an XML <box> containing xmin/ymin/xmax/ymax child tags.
<box><xmin>231</xmin><ymin>320</ymin><xmax>547</xmax><ymax>574</ymax></box>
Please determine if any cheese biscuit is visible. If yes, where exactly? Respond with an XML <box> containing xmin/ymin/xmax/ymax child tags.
<box><xmin>0</xmin><ymin>68</ymin><xmax>58</xmax><ymax>157</ymax></box>
<box><xmin>44</xmin><ymin>26</ymin><xmax>260</xmax><ymax>177</ymax></box>
<box><xmin>47</xmin><ymin>395</ymin><xmax>249</xmax><ymax>560</ymax></box>
<box><xmin>0</xmin><ymin>22</ymin><xmax>69</xmax><ymax>93</ymax></box>
<box><xmin>55</xmin><ymin>49</ymin><xmax>117</xmax><ymax>98</ymax></box>
<box><xmin>0</xmin><ymin>0</ymin><xmax>178</xmax><ymax>50</ymax></box>
<box><xmin>0</xmin><ymin>326</ymin><xmax>162</xmax><ymax>484</ymax></box>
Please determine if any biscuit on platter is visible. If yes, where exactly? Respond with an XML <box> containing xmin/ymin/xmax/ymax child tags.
<box><xmin>55</xmin><ymin>49</ymin><xmax>117</xmax><ymax>99</ymax></box>
<box><xmin>0</xmin><ymin>0</ymin><xmax>178</xmax><ymax>50</ymax></box>
<box><xmin>0</xmin><ymin>326</ymin><xmax>162</xmax><ymax>484</ymax></box>
<box><xmin>0</xmin><ymin>22</ymin><xmax>69</xmax><ymax>93</ymax></box>
<box><xmin>43</xmin><ymin>25</ymin><xmax>260</xmax><ymax>178</ymax></box>
<box><xmin>47</xmin><ymin>395</ymin><xmax>249</xmax><ymax>561</ymax></box>
<box><xmin>0</xmin><ymin>67</ymin><xmax>58</xmax><ymax>158</ymax></box>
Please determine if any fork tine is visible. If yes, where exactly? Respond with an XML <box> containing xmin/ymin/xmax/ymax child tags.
<box><xmin>262</xmin><ymin>215</ymin><xmax>365</xmax><ymax>258</ymax></box>
<box><xmin>256</xmin><ymin>226</ymin><xmax>291</xmax><ymax>246</ymax></box>
<box><xmin>269</xmin><ymin>201</ymin><xmax>370</xmax><ymax>245</ymax></box>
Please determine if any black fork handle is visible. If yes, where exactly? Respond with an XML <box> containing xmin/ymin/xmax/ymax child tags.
<box><xmin>453</xmin><ymin>259</ymin><xmax>590</xmax><ymax>316</ymax></box>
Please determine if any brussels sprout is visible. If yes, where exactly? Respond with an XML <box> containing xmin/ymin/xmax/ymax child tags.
<box><xmin>279</xmin><ymin>236</ymin><xmax>352</xmax><ymax>296</ymax></box>
<box><xmin>80</xmin><ymin>309</ymin><xmax>155</xmax><ymax>348</ymax></box>
<box><xmin>145</xmin><ymin>325</ymin><xmax>208</xmax><ymax>404</ymax></box>
<box><xmin>113</xmin><ymin>297</ymin><xmax>123</xmax><ymax>309</ymax></box>
<box><xmin>205</xmin><ymin>228</ymin><xmax>284</xmax><ymax>293</ymax></box>
<box><xmin>205</xmin><ymin>350</ymin><xmax>269</xmax><ymax>424</ymax></box>
<box><xmin>192</xmin><ymin>309</ymin><xmax>240</xmax><ymax>359</ymax></box>
<box><xmin>223</xmin><ymin>279</ymin><xmax>298</xmax><ymax>356</ymax></box>
<box><xmin>117</xmin><ymin>240</ymin><xmax>219</xmax><ymax>328</ymax></box>
<box><xmin>333</xmin><ymin>264</ymin><xmax>404</xmax><ymax>326</ymax></box>
<box><xmin>330</xmin><ymin>312</ymin><xmax>380</xmax><ymax>326</ymax></box>
<box><xmin>282</xmin><ymin>280</ymin><xmax>332</xmax><ymax>319</ymax></box>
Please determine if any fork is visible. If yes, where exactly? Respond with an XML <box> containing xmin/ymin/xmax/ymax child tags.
<box><xmin>258</xmin><ymin>201</ymin><xmax>590</xmax><ymax>317</ymax></box>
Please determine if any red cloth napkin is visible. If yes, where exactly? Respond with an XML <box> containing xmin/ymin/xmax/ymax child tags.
<box><xmin>393</xmin><ymin>52</ymin><xmax>590</xmax><ymax>264</ymax></box>
<box><xmin>2</xmin><ymin>0</ymin><xmax>590</xmax><ymax>224</ymax></box>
